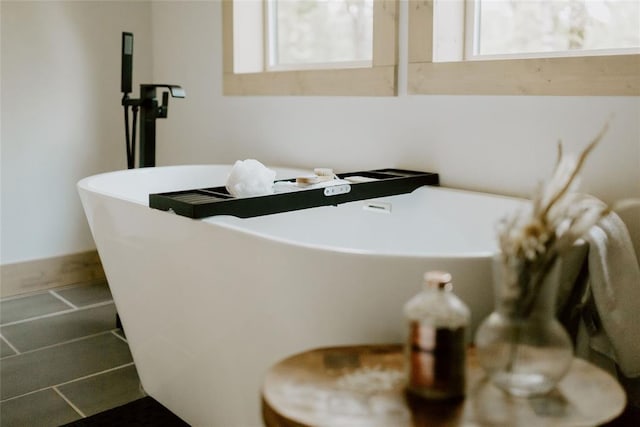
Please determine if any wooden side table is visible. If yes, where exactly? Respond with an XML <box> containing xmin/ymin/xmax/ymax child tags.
<box><xmin>262</xmin><ymin>344</ymin><xmax>626</xmax><ymax>427</ymax></box>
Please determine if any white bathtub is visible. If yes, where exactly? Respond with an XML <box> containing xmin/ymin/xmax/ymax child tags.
<box><xmin>78</xmin><ymin>165</ymin><xmax>525</xmax><ymax>426</ymax></box>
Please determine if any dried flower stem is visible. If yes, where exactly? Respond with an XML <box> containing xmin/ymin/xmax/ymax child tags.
<box><xmin>539</xmin><ymin>122</ymin><xmax>608</xmax><ymax>221</ymax></box>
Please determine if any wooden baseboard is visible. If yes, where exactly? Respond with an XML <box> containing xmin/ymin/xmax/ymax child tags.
<box><xmin>0</xmin><ymin>250</ymin><xmax>106</xmax><ymax>298</ymax></box>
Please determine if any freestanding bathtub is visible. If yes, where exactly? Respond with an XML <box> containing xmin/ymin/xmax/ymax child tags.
<box><xmin>78</xmin><ymin>165</ymin><xmax>525</xmax><ymax>426</ymax></box>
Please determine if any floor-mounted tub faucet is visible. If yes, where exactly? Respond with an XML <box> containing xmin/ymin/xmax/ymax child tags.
<box><xmin>121</xmin><ymin>32</ymin><xmax>185</xmax><ymax>168</ymax></box>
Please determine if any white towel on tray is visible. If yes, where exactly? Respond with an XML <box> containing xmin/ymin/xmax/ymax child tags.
<box><xmin>582</xmin><ymin>207</ymin><xmax>640</xmax><ymax>378</ymax></box>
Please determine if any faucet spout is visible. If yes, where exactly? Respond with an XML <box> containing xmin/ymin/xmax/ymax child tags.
<box><xmin>141</xmin><ymin>84</ymin><xmax>186</xmax><ymax>99</ymax></box>
<box><xmin>166</xmin><ymin>85</ymin><xmax>186</xmax><ymax>98</ymax></box>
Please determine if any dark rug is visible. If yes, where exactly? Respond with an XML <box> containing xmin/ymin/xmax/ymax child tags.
<box><xmin>60</xmin><ymin>397</ymin><xmax>190</xmax><ymax>427</ymax></box>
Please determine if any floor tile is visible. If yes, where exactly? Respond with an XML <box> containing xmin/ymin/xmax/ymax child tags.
<box><xmin>0</xmin><ymin>292</ymin><xmax>71</xmax><ymax>325</ymax></box>
<box><xmin>58</xmin><ymin>364</ymin><xmax>146</xmax><ymax>417</ymax></box>
<box><xmin>0</xmin><ymin>389</ymin><xmax>81</xmax><ymax>427</ymax></box>
<box><xmin>55</xmin><ymin>282</ymin><xmax>113</xmax><ymax>307</ymax></box>
<box><xmin>1</xmin><ymin>303</ymin><xmax>117</xmax><ymax>352</ymax></box>
<box><xmin>0</xmin><ymin>333</ymin><xmax>133</xmax><ymax>400</ymax></box>
<box><xmin>1</xmin><ymin>337</ymin><xmax>16</xmax><ymax>358</ymax></box>
<box><xmin>113</xmin><ymin>328</ymin><xmax>126</xmax><ymax>341</ymax></box>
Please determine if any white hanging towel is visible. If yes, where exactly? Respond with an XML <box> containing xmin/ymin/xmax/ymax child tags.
<box><xmin>584</xmin><ymin>207</ymin><xmax>640</xmax><ymax>378</ymax></box>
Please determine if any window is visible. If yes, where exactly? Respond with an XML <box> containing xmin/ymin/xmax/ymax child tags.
<box><xmin>268</xmin><ymin>0</ymin><xmax>373</xmax><ymax>70</ymax></box>
<box><xmin>470</xmin><ymin>0</ymin><xmax>640</xmax><ymax>58</ymax></box>
<box><xmin>223</xmin><ymin>0</ymin><xmax>398</xmax><ymax>96</ymax></box>
<box><xmin>409</xmin><ymin>0</ymin><xmax>640</xmax><ymax>95</ymax></box>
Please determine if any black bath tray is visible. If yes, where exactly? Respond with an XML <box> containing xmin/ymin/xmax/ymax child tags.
<box><xmin>149</xmin><ymin>168</ymin><xmax>439</xmax><ymax>219</ymax></box>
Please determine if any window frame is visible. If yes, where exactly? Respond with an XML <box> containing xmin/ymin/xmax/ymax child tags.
<box><xmin>222</xmin><ymin>0</ymin><xmax>398</xmax><ymax>96</ymax></box>
<box><xmin>408</xmin><ymin>0</ymin><xmax>640</xmax><ymax>96</ymax></box>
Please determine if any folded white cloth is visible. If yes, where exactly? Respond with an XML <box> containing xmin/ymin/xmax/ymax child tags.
<box><xmin>583</xmin><ymin>207</ymin><xmax>640</xmax><ymax>378</ymax></box>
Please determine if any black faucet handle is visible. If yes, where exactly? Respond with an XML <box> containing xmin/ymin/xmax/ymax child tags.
<box><xmin>157</xmin><ymin>92</ymin><xmax>169</xmax><ymax>118</ymax></box>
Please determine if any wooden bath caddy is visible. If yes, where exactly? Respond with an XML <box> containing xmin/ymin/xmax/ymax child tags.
<box><xmin>149</xmin><ymin>168</ymin><xmax>439</xmax><ymax>219</ymax></box>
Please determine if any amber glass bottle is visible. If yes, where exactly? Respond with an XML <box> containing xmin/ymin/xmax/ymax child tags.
<box><xmin>404</xmin><ymin>271</ymin><xmax>470</xmax><ymax>400</ymax></box>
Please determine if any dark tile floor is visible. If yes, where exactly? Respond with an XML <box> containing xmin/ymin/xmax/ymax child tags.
<box><xmin>0</xmin><ymin>282</ymin><xmax>146</xmax><ymax>426</ymax></box>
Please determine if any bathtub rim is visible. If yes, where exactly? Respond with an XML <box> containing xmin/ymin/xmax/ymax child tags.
<box><xmin>77</xmin><ymin>164</ymin><xmax>527</xmax><ymax>260</ymax></box>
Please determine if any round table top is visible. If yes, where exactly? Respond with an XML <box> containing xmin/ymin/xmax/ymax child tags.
<box><xmin>262</xmin><ymin>344</ymin><xmax>626</xmax><ymax>427</ymax></box>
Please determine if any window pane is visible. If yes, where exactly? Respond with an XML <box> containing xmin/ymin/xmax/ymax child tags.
<box><xmin>476</xmin><ymin>0</ymin><xmax>640</xmax><ymax>56</ymax></box>
<box><xmin>270</xmin><ymin>0</ymin><xmax>373</xmax><ymax>67</ymax></box>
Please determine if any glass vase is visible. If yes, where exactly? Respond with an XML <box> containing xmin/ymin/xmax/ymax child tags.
<box><xmin>475</xmin><ymin>259</ymin><xmax>573</xmax><ymax>397</ymax></box>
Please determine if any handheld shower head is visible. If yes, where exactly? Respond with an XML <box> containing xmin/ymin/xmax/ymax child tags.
<box><xmin>121</xmin><ymin>32</ymin><xmax>134</xmax><ymax>95</ymax></box>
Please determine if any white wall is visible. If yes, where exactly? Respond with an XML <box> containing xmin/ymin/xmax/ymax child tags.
<box><xmin>1</xmin><ymin>1</ymin><xmax>152</xmax><ymax>264</ymax></box>
<box><xmin>1</xmin><ymin>0</ymin><xmax>638</xmax><ymax>265</ymax></box>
